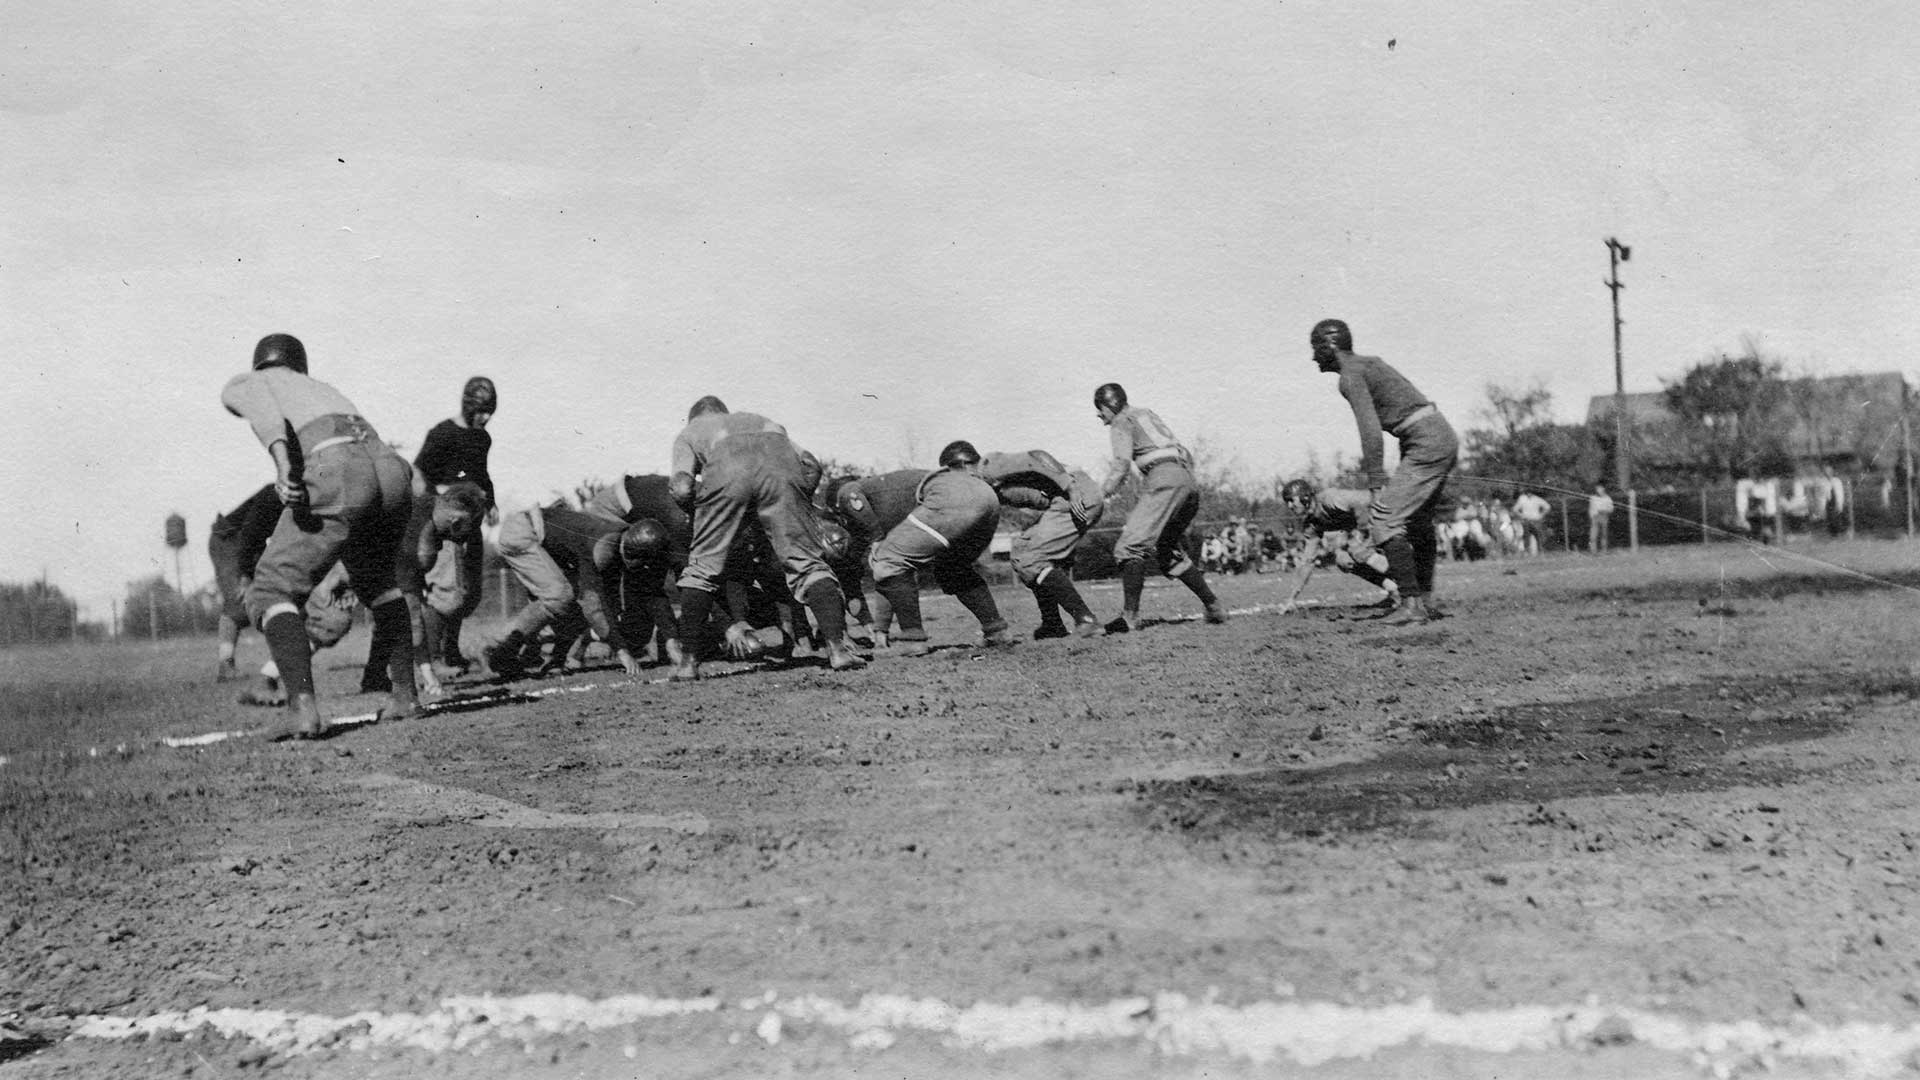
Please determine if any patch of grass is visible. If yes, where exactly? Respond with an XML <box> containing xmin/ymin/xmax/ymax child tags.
<box><xmin>0</xmin><ymin>638</ymin><xmax>225</xmax><ymax>755</ymax></box>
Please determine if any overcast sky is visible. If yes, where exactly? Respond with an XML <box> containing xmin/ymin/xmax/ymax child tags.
<box><xmin>7</xmin><ymin>0</ymin><xmax>1918</xmax><ymax>625</ymax></box>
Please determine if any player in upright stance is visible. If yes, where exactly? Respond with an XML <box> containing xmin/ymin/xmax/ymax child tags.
<box><xmin>1308</xmin><ymin>319</ymin><xmax>1459</xmax><ymax>625</ymax></box>
<box><xmin>1280</xmin><ymin>478</ymin><xmax>1398</xmax><ymax>609</ymax></box>
<box><xmin>411</xmin><ymin>376</ymin><xmax>497</xmax><ymax>674</ymax></box>
<box><xmin>668</xmin><ymin>396</ymin><xmax>863</xmax><ymax>680</ymax></box>
<box><xmin>979</xmin><ymin>449</ymin><xmax>1106</xmax><ymax>639</ymax></box>
<box><xmin>222</xmin><ymin>333</ymin><xmax>418</xmax><ymax>739</ymax></box>
<box><xmin>856</xmin><ymin>440</ymin><xmax>1010</xmax><ymax>655</ymax></box>
<box><xmin>1092</xmin><ymin>383</ymin><xmax>1226</xmax><ymax>632</ymax></box>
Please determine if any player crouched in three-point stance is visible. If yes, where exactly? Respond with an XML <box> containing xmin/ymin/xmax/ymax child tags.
<box><xmin>222</xmin><ymin>333</ymin><xmax>419</xmax><ymax>740</ymax></box>
<box><xmin>411</xmin><ymin>376</ymin><xmax>498</xmax><ymax>675</ymax></box>
<box><xmin>1092</xmin><ymin>383</ymin><xmax>1226</xmax><ymax>632</ymax></box>
<box><xmin>860</xmin><ymin>440</ymin><xmax>1011</xmax><ymax>656</ymax></box>
<box><xmin>483</xmin><ymin>503</ymin><xmax>659</xmax><ymax>679</ymax></box>
<box><xmin>1280</xmin><ymin>479</ymin><xmax>1399</xmax><ymax>611</ymax></box>
<box><xmin>979</xmin><ymin>449</ymin><xmax>1106</xmax><ymax>639</ymax></box>
<box><xmin>362</xmin><ymin>480</ymin><xmax>489</xmax><ymax>697</ymax></box>
<box><xmin>1310</xmin><ymin>318</ymin><xmax>1459</xmax><ymax>625</ymax></box>
<box><xmin>668</xmin><ymin>396</ymin><xmax>864</xmax><ymax>681</ymax></box>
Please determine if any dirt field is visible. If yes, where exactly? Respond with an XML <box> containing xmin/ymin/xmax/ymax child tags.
<box><xmin>5</xmin><ymin>541</ymin><xmax>1920</xmax><ymax>1078</ymax></box>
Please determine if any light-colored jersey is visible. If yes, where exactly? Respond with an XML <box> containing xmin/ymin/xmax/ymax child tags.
<box><xmin>221</xmin><ymin>368</ymin><xmax>361</xmax><ymax>451</ymax></box>
<box><xmin>1304</xmin><ymin>488</ymin><xmax>1374</xmax><ymax>536</ymax></box>
<box><xmin>1108</xmin><ymin>406</ymin><xmax>1190</xmax><ymax>477</ymax></box>
<box><xmin>670</xmin><ymin>412</ymin><xmax>794</xmax><ymax>484</ymax></box>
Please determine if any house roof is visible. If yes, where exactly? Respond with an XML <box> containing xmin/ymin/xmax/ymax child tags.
<box><xmin>1585</xmin><ymin>372</ymin><xmax>1911</xmax><ymax>471</ymax></box>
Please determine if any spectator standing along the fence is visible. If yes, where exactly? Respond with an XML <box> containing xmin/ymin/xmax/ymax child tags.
<box><xmin>1512</xmin><ymin>490</ymin><xmax>1549</xmax><ymax>556</ymax></box>
<box><xmin>1588</xmin><ymin>484</ymin><xmax>1615</xmax><ymax>554</ymax></box>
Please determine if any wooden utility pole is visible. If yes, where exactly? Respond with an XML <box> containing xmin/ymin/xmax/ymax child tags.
<box><xmin>1903</xmin><ymin>379</ymin><xmax>1915</xmax><ymax>538</ymax></box>
<box><xmin>1605</xmin><ymin>238</ymin><xmax>1632</xmax><ymax>495</ymax></box>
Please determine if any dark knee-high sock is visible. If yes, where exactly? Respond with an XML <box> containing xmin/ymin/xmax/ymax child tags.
<box><xmin>1036</xmin><ymin>572</ymin><xmax>1093</xmax><ymax>625</ymax></box>
<box><xmin>262</xmin><ymin>611</ymin><xmax>315</xmax><ymax>699</ymax></box>
<box><xmin>677</xmin><ymin>588</ymin><xmax>717</xmax><ymax>661</ymax></box>
<box><xmin>1177</xmin><ymin>567</ymin><xmax>1217</xmax><ymax>606</ymax></box>
<box><xmin>951</xmin><ymin>583</ymin><xmax>1006</xmax><ymax>635</ymax></box>
<box><xmin>1119</xmin><ymin>559</ymin><xmax>1147</xmax><ymax>615</ymax></box>
<box><xmin>1352</xmin><ymin>563</ymin><xmax>1390</xmax><ymax>589</ymax></box>
<box><xmin>372</xmin><ymin>599</ymin><xmax>416</xmax><ymax>702</ymax></box>
<box><xmin>420</xmin><ymin>607</ymin><xmax>446</xmax><ymax>664</ymax></box>
<box><xmin>1381</xmin><ymin>536</ymin><xmax>1421</xmax><ymax>598</ymax></box>
<box><xmin>1031</xmin><ymin>587</ymin><xmax>1064</xmax><ymax>631</ymax></box>
<box><xmin>873</xmin><ymin>576</ymin><xmax>924</xmax><ymax>638</ymax></box>
<box><xmin>722</xmin><ymin>577</ymin><xmax>753</xmax><ymax>624</ymax></box>
<box><xmin>1410</xmin><ymin>521</ymin><xmax>1439</xmax><ymax>594</ymax></box>
<box><xmin>799</xmin><ymin>579</ymin><xmax>849</xmax><ymax>642</ymax></box>
<box><xmin>442</xmin><ymin>615</ymin><xmax>467</xmax><ymax>663</ymax></box>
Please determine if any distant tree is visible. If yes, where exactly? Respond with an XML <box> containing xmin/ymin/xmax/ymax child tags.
<box><xmin>1289</xmin><ymin>448</ymin><xmax>1368</xmax><ymax>492</ymax></box>
<box><xmin>0</xmin><ymin>579</ymin><xmax>99</xmax><ymax>647</ymax></box>
<box><xmin>1188</xmin><ymin>434</ymin><xmax>1278</xmax><ymax>523</ymax></box>
<box><xmin>1660</xmin><ymin>339</ymin><xmax>1794</xmax><ymax>479</ymax></box>
<box><xmin>1459</xmin><ymin>381</ymin><xmax>1597</xmax><ymax>498</ymax></box>
<box><xmin>122</xmin><ymin>575</ymin><xmax>219</xmax><ymax>639</ymax></box>
<box><xmin>1778</xmin><ymin>369</ymin><xmax>1911</xmax><ymax>472</ymax></box>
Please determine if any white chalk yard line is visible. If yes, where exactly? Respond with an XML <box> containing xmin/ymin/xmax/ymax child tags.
<box><xmin>60</xmin><ymin>989</ymin><xmax>1920</xmax><ymax>1075</ymax></box>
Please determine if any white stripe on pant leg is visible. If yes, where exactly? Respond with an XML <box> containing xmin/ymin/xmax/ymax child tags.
<box><xmin>904</xmin><ymin>514</ymin><xmax>950</xmax><ymax>547</ymax></box>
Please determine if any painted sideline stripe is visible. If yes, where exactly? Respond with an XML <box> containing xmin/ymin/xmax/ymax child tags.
<box><xmin>63</xmin><ymin>990</ymin><xmax>1920</xmax><ymax>1074</ymax></box>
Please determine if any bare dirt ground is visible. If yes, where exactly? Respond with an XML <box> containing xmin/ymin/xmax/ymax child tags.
<box><xmin>5</xmin><ymin>540</ymin><xmax>1920</xmax><ymax>1078</ymax></box>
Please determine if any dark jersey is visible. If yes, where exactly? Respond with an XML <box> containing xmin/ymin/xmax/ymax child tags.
<box><xmin>209</xmin><ymin>484</ymin><xmax>285</xmax><ymax>577</ymax></box>
<box><xmin>414</xmin><ymin>419</ymin><xmax>494</xmax><ymax>504</ymax></box>
<box><xmin>394</xmin><ymin>495</ymin><xmax>444</xmax><ymax>595</ymax></box>
<box><xmin>834</xmin><ymin>469</ymin><xmax>930</xmax><ymax>540</ymax></box>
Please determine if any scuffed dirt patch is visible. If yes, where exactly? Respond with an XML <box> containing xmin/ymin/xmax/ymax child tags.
<box><xmin>1137</xmin><ymin>673</ymin><xmax>1897</xmax><ymax>839</ymax></box>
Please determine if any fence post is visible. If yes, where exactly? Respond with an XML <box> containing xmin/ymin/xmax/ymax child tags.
<box><xmin>1700</xmin><ymin>489</ymin><xmax>1708</xmax><ymax>544</ymax></box>
<box><xmin>1627</xmin><ymin>489</ymin><xmax>1639</xmax><ymax>553</ymax></box>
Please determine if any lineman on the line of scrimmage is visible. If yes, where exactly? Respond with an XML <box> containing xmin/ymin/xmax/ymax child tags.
<box><xmin>1280</xmin><ymin>479</ymin><xmax>1398</xmax><ymax>609</ymax></box>
<box><xmin>668</xmin><ymin>395</ymin><xmax>864</xmax><ymax>680</ymax></box>
<box><xmin>362</xmin><ymin>480</ymin><xmax>489</xmax><ymax>696</ymax></box>
<box><xmin>979</xmin><ymin>449</ymin><xmax>1106</xmax><ymax>639</ymax></box>
<box><xmin>577</xmin><ymin>472</ymin><xmax>694</xmax><ymax>667</ymax></box>
<box><xmin>858</xmin><ymin>440</ymin><xmax>1011</xmax><ymax>655</ymax></box>
<box><xmin>1309</xmin><ymin>318</ymin><xmax>1459</xmax><ymax>625</ymax></box>
<box><xmin>222</xmin><ymin>333</ymin><xmax>420</xmax><ymax>740</ymax></box>
<box><xmin>484</xmin><ymin>502</ymin><xmax>658</xmax><ymax>678</ymax></box>
<box><xmin>583</xmin><ymin>473</ymin><xmax>785</xmax><ymax>668</ymax></box>
<box><xmin>411</xmin><ymin>375</ymin><xmax>498</xmax><ymax>674</ymax></box>
<box><xmin>1092</xmin><ymin>382</ymin><xmax>1227</xmax><ymax>631</ymax></box>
